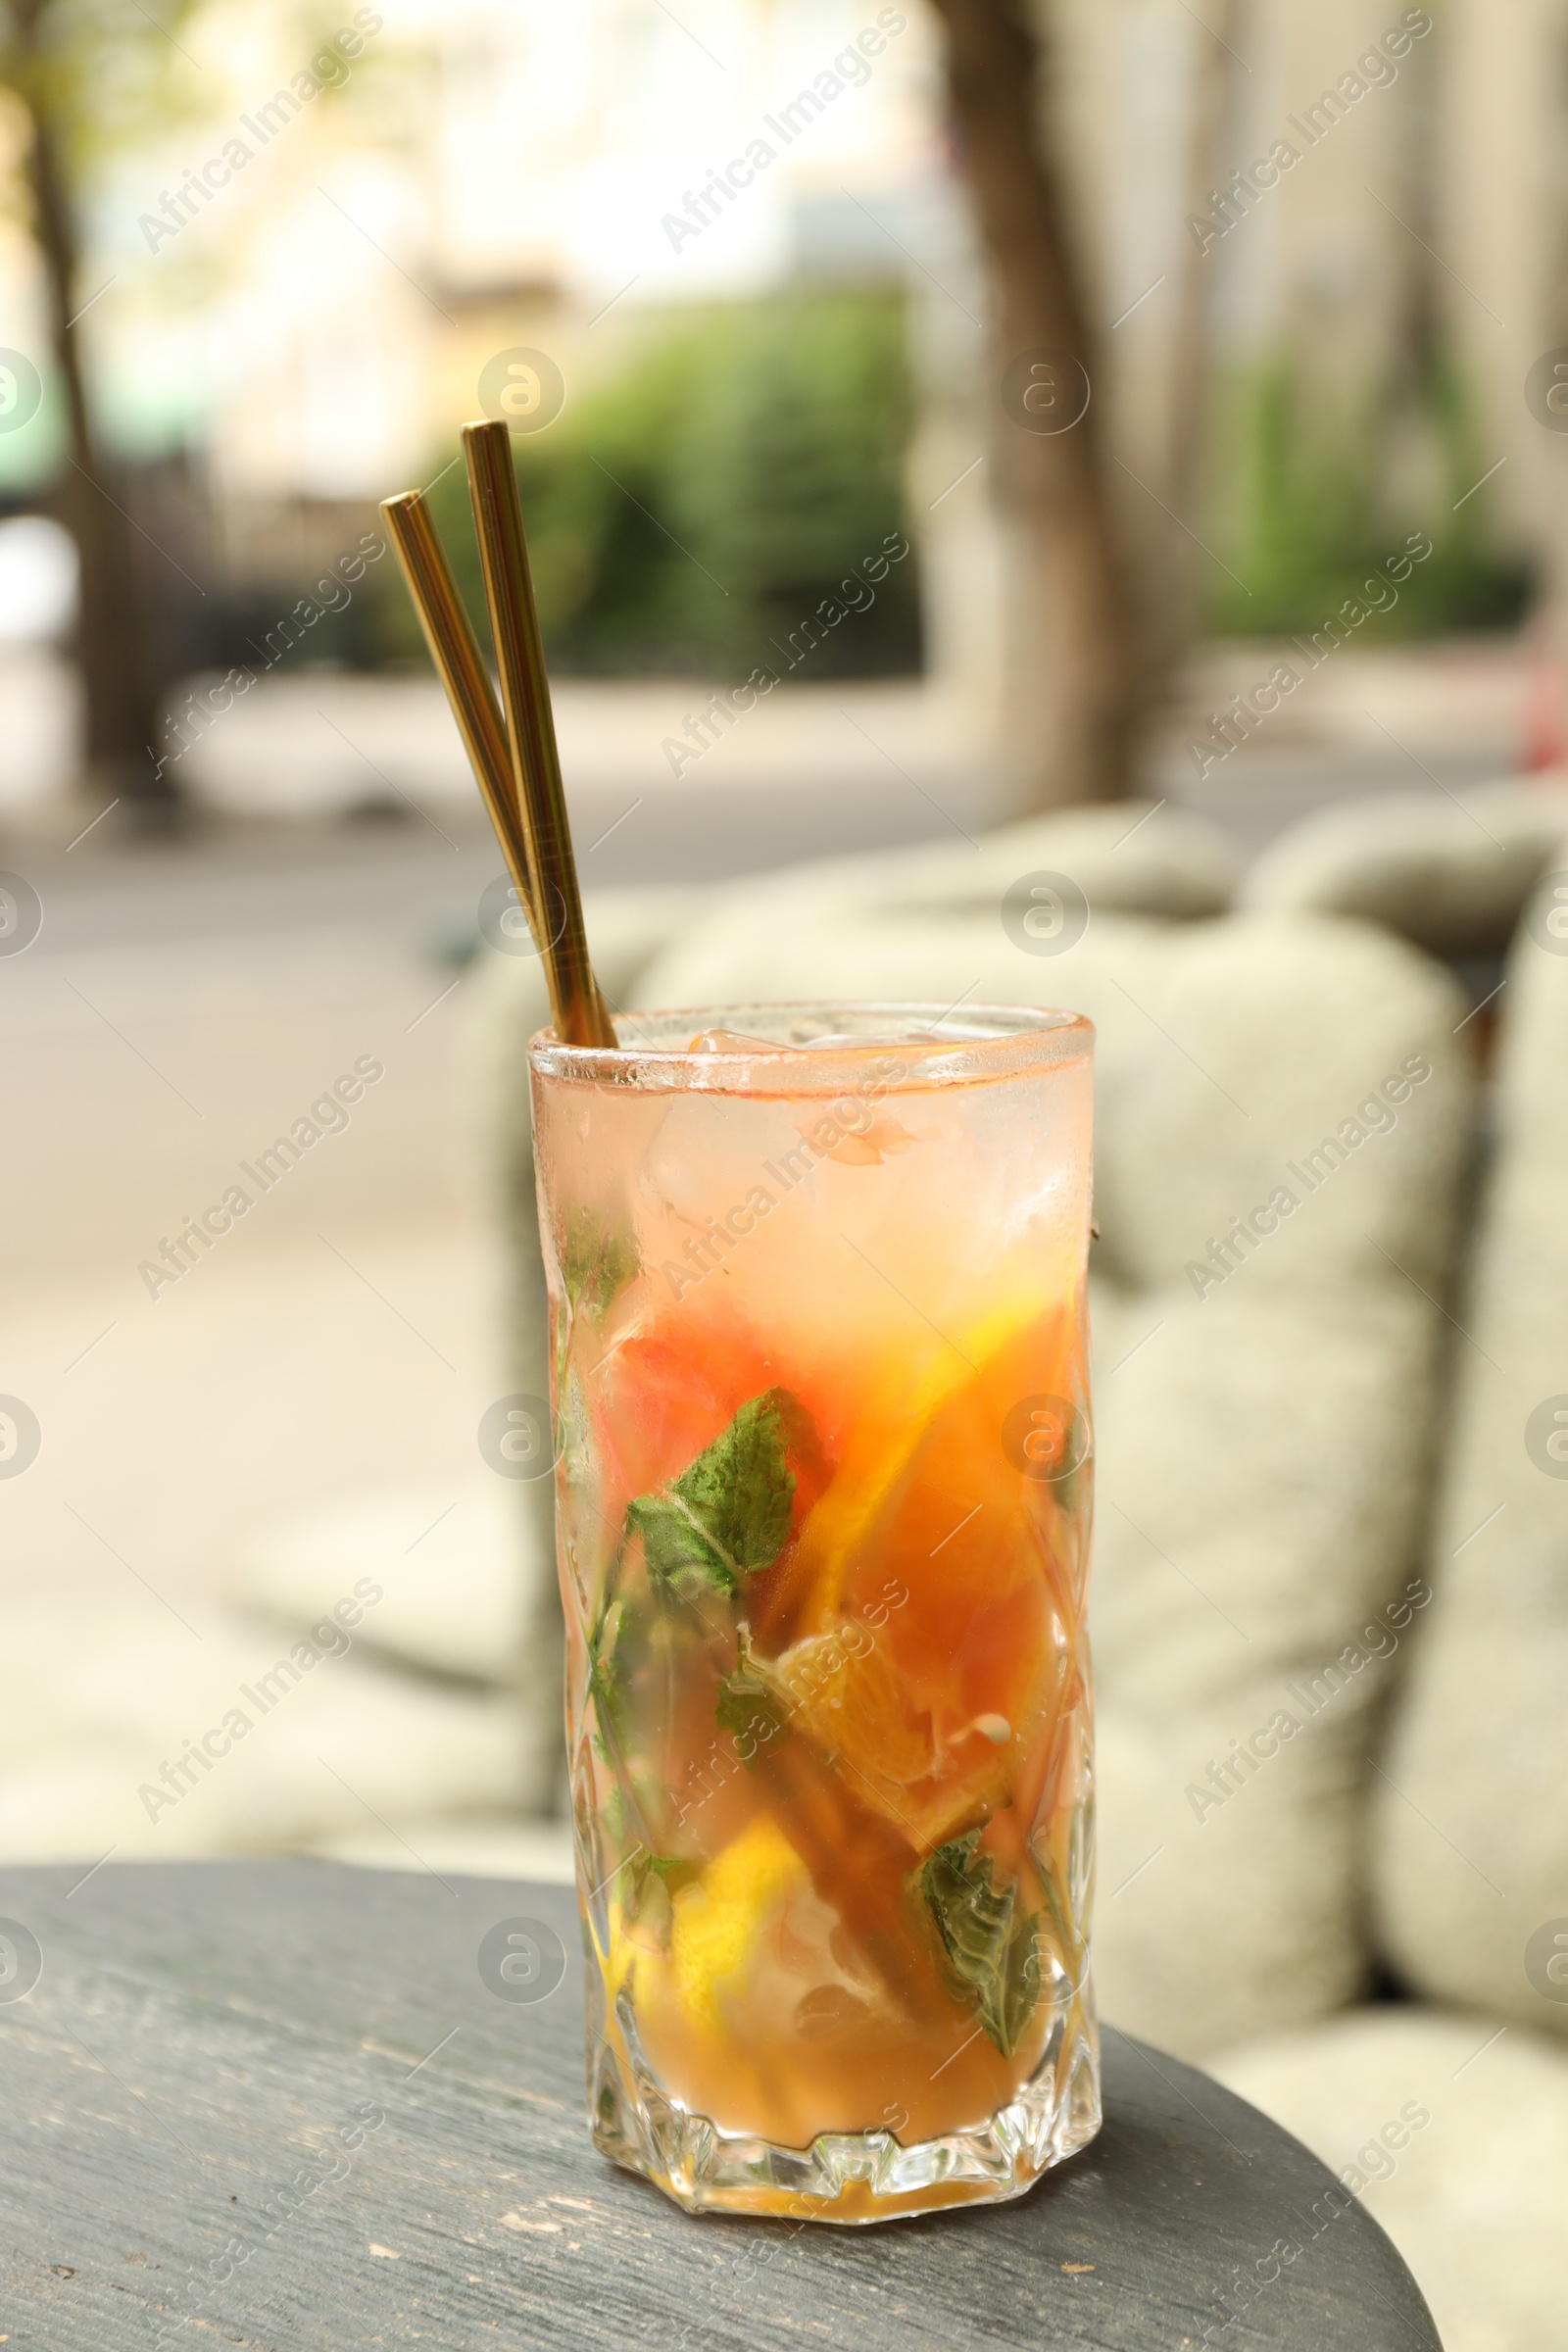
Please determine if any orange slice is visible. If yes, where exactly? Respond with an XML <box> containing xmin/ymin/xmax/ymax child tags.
<box><xmin>770</xmin><ymin>1624</ymin><xmax>1017</xmax><ymax>1851</ymax></box>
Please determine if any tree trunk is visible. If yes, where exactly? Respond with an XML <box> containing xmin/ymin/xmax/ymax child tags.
<box><xmin>16</xmin><ymin>8</ymin><xmax>173</xmax><ymax>812</ymax></box>
<box><xmin>927</xmin><ymin>0</ymin><xmax>1141</xmax><ymax>808</ymax></box>
<box><xmin>1141</xmin><ymin>0</ymin><xmax>1249</xmax><ymax>683</ymax></box>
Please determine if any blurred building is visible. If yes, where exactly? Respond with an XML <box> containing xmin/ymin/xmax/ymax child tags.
<box><xmin>175</xmin><ymin>1</ymin><xmax>943</xmax><ymax>508</ymax></box>
<box><xmin>3</xmin><ymin>0</ymin><xmax>1567</xmax><ymax>709</ymax></box>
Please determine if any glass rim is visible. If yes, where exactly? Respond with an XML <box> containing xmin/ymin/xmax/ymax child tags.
<box><xmin>526</xmin><ymin>999</ymin><xmax>1094</xmax><ymax>1093</ymax></box>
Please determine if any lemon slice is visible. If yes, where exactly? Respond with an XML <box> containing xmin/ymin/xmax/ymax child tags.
<box><xmin>669</xmin><ymin>1814</ymin><xmax>808</xmax><ymax>2033</ymax></box>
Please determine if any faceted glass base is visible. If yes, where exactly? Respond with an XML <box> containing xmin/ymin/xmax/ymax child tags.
<box><xmin>587</xmin><ymin>1983</ymin><xmax>1102</xmax><ymax>2224</ymax></box>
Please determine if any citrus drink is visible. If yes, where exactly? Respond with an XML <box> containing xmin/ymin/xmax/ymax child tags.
<box><xmin>529</xmin><ymin>1003</ymin><xmax>1098</xmax><ymax>2221</ymax></box>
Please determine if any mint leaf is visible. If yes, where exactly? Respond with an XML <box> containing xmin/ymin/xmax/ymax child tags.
<box><xmin>587</xmin><ymin>1584</ymin><xmax>676</xmax><ymax>1766</ymax></box>
<box><xmin>917</xmin><ymin>1828</ymin><xmax>1042</xmax><ymax>2056</ymax></box>
<box><xmin>626</xmin><ymin>1389</ymin><xmax>800</xmax><ymax>1598</ymax></box>
<box><xmin>587</xmin><ymin>1594</ymin><xmax>638</xmax><ymax>1749</ymax></box>
<box><xmin>615</xmin><ymin>1849</ymin><xmax>700</xmax><ymax>1950</ymax></box>
<box><xmin>623</xmin><ymin>1848</ymin><xmax>697</xmax><ymax>1911</ymax></box>
<box><xmin>715</xmin><ymin>1630</ymin><xmax>787</xmax><ymax>1764</ymax></box>
<box><xmin>600</xmin><ymin>1786</ymin><xmax>630</xmax><ymax>1844</ymax></box>
<box><xmin>645</xmin><ymin>1853</ymin><xmax>699</xmax><ymax>1889</ymax></box>
<box><xmin>564</xmin><ymin>1207</ymin><xmax>640</xmax><ymax>1322</ymax></box>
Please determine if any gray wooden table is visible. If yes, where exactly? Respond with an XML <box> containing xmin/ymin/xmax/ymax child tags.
<box><xmin>0</xmin><ymin>1863</ymin><xmax>1440</xmax><ymax>2351</ymax></box>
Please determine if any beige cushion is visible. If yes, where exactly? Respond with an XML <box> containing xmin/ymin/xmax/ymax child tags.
<box><xmin>615</xmin><ymin>805</ymin><xmax>1235</xmax><ymax>1021</ymax></box>
<box><xmin>1239</xmin><ymin>779</ymin><xmax>1568</xmax><ymax>957</ymax></box>
<box><xmin>0</xmin><ymin>1604</ymin><xmax>523</xmax><ymax>1861</ymax></box>
<box><xmin>308</xmin><ymin>1815</ymin><xmax>574</xmax><ymax>1880</ymax></box>
<box><xmin>1374</xmin><ymin>859</ymin><xmax>1568</xmax><ymax>2035</ymax></box>
<box><xmin>631</xmin><ymin>893</ymin><xmax>1472</xmax><ymax>2053</ymax></box>
<box><xmin>236</xmin><ymin>1482</ymin><xmax>529</xmax><ymax>1687</ymax></box>
<box><xmin>1210</xmin><ymin>2007</ymin><xmax>1568</xmax><ymax>2352</ymax></box>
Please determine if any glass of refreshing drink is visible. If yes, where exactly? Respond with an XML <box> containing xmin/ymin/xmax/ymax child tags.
<box><xmin>528</xmin><ymin>1002</ymin><xmax>1098</xmax><ymax>2222</ymax></box>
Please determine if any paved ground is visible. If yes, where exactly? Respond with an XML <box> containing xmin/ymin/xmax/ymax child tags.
<box><xmin>0</xmin><ymin>894</ymin><xmax>487</xmax><ymax>1618</ymax></box>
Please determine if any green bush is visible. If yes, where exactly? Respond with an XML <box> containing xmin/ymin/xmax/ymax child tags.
<box><xmin>416</xmin><ymin>292</ymin><xmax>921</xmax><ymax>679</ymax></box>
<box><xmin>1204</xmin><ymin>352</ymin><xmax>1532</xmax><ymax>639</ymax></box>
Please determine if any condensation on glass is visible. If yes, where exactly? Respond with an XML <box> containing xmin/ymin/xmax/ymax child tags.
<box><xmin>528</xmin><ymin>1003</ymin><xmax>1099</xmax><ymax>2223</ymax></box>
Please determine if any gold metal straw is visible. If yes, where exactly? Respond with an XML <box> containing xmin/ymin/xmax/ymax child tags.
<box><xmin>379</xmin><ymin>488</ymin><xmax>540</xmax><ymax>950</ymax></box>
<box><xmin>461</xmin><ymin>418</ymin><xmax>614</xmax><ymax>1050</ymax></box>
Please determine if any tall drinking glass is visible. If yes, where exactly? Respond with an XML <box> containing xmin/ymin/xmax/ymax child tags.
<box><xmin>528</xmin><ymin>1003</ymin><xmax>1098</xmax><ymax>2222</ymax></box>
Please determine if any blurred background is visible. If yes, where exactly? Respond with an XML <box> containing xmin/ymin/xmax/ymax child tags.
<box><xmin>4</xmin><ymin>3</ymin><xmax>1568</xmax><ymax>2337</ymax></box>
